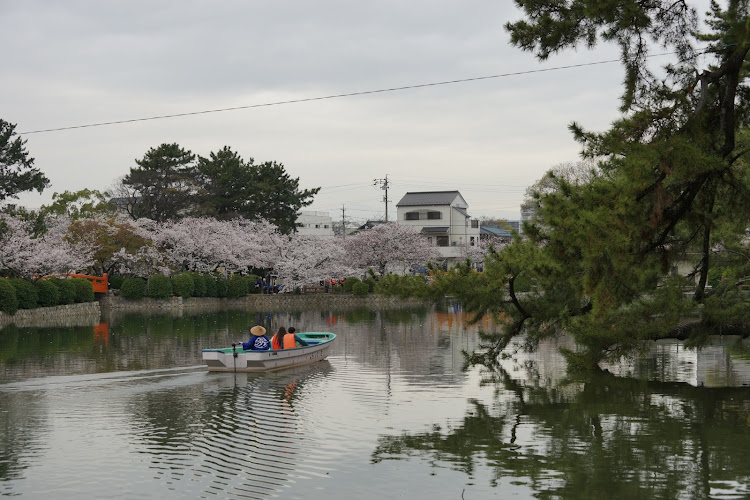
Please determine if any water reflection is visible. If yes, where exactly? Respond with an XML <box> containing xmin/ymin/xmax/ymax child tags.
<box><xmin>606</xmin><ymin>337</ymin><xmax>750</xmax><ymax>387</ymax></box>
<box><xmin>129</xmin><ymin>364</ymin><xmax>335</xmax><ymax>498</ymax></box>
<box><xmin>0</xmin><ymin>307</ymin><xmax>749</xmax><ymax>499</ymax></box>
<box><xmin>373</xmin><ymin>364</ymin><xmax>750</xmax><ymax>499</ymax></box>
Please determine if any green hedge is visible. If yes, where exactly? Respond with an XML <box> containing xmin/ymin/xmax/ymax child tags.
<box><xmin>109</xmin><ymin>275</ymin><xmax>124</xmax><ymax>290</ymax></box>
<box><xmin>227</xmin><ymin>275</ymin><xmax>250</xmax><ymax>298</ymax></box>
<box><xmin>48</xmin><ymin>278</ymin><xmax>76</xmax><ymax>305</ymax></box>
<box><xmin>10</xmin><ymin>279</ymin><xmax>38</xmax><ymax>309</ymax></box>
<box><xmin>35</xmin><ymin>280</ymin><xmax>59</xmax><ymax>307</ymax></box>
<box><xmin>172</xmin><ymin>272</ymin><xmax>194</xmax><ymax>299</ymax></box>
<box><xmin>215</xmin><ymin>274</ymin><xmax>228</xmax><ymax>297</ymax></box>
<box><xmin>121</xmin><ymin>278</ymin><xmax>146</xmax><ymax>300</ymax></box>
<box><xmin>204</xmin><ymin>274</ymin><xmax>218</xmax><ymax>297</ymax></box>
<box><xmin>146</xmin><ymin>274</ymin><xmax>173</xmax><ymax>299</ymax></box>
<box><xmin>0</xmin><ymin>279</ymin><xmax>19</xmax><ymax>315</ymax></box>
<box><xmin>71</xmin><ymin>278</ymin><xmax>95</xmax><ymax>303</ymax></box>
<box><xmin>375</xmin><ymin>275</ymin><xmax>430</xmax><ymax>299</ymax></box>
<box><xmin>343</xmin><ymin>277</ymin><xmax>361</xmax><ymax>293</ymax></box>
<box><xmin>352</xmin><ymin>281</ymin><xmax>370</xmax><ymax>297</ymax></box>
<box><xmin>191</xmin><ymin>272</ymin><xmax>207</xmax><ymax>297</ymax></box>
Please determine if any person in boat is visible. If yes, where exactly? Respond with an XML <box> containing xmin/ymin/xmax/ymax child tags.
<box><xmin>283</xmin><ymin>327</ymin><xmax>309</xmax><ymax>349</ymax></box>
<box><xmin>271</xmin><ymin>327</ymin><xmax>286</xmax><ymax>350</ymax></box>
<box><xmin>242</xmin><ymin>325</ymin><xmax>270</xmax><ymax>351</ymax></box>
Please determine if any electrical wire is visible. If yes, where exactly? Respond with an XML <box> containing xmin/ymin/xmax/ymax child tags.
<box><xmin>18</xmin><ymin>58</ymin><xmax>625</xmax><ymax>135</ymax></box>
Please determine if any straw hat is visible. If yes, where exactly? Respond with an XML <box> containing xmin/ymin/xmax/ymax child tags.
<box><xmin>250</xmin><ymin>325</ymin><xmax>267</xmax><ymax>336</ymax></box>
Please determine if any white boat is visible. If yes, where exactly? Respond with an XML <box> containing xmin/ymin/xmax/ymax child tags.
<box><xmin>201</xmin><ymin>332</ymin><xmax>336</xmax><ymax>372</ymax></box>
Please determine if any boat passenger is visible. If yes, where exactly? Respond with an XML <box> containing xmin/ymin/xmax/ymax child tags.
<box><xmin>242</xmin><ymin>325</ymin><xmax>270</xmax><ymax>351</ymax></box>
<box><xmin>272</xmin><ymin>327</ymin><xmax>286</xmax><ymax>350</ymax></box>
<box><xmin>283</xmin><ymin>327</ymin><xmax>309</xmax><ymax>349</ymax></box>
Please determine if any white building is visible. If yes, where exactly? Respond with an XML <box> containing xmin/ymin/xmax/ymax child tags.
<box><xmin>296</xmin><ymin>211</ymin><xmax>335</xmax><ymax>236</ymax></box>
<box><xmin>395</xmin><ymin>191</ymin><xmax>480</xmax><ymax>261</ymax></box>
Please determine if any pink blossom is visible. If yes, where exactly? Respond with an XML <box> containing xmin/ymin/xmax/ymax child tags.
<box><xmin>0</xmin><ymin>214</ymin><xmax>94</xmax><ymax>277</ymax></box>
<box><xmin>344</xmin><ymin>223</ymin><xmax>437</xmax><ymax>275</ymax></box>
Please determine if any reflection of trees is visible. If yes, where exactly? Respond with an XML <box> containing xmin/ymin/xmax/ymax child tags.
<box><xmin>0</xmin><ymin>325</ymin><xmax>97</xmax><ymax>379</ymax></box>
<box><xmin>0</xmin><ymin>391</ymin><xmax>48</xmax><ymax>489</ymax></box>
<box><xmin>372</xmin><ymin>367</ymin><xmax>750</xmax><ymax>499</ymax></box>
<box><xmin>342</xmin><ymin>308</ymin><xmax>378</xmax><ymax>324</ymax></box>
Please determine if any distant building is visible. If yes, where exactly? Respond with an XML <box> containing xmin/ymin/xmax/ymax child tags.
<box><xmin>296</xmin><ymin>211</ymin><xmax>334</xmax><ymax>236</ymax></box>
<box><xmin>480</xmin><ymin>225</ymin><xmax>512</xmax><ymax>244</ymax></box>
<box><xmin>396</xmin><ymin>190</ymin><xmax>480</xmax><ymax>262</ymax></box>
<box><xmin>521</xmin><ymin>204</ymin><xmax>536</xmax><ymax>223</ymax></box>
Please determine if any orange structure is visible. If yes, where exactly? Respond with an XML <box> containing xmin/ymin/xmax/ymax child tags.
<box><xmin>93</xmin><ymin>322</ymin><xmax>109</xmax><ymax>344</ymax></box>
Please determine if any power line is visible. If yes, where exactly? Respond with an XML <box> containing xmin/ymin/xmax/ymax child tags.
<box><xmin>19</xmin><ymin>58</ymin><xmax>624</xmax><ymax>135</ymax></box>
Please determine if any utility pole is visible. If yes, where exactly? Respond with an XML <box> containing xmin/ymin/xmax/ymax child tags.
<box><xmin>373</xmin><ymin>175</ymin><xmax>390</xmax><ymax>222</ymax></box>
<box><xmin>341</xmin><ymin>205</ymin><xmax>346</xmax><ymax>238</ymax></box>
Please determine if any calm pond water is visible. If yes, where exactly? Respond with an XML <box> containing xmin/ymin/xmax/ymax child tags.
<box><xmin>1</xmin><ymin>305</ymin><xmax>749</xmax><ymax>499</ymax></box>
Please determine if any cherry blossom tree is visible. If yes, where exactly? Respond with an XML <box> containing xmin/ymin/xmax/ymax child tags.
<box><xmin>458</xmin><ymin>236</ymin><xmax>508</xmax><ymax>268</ymax></box>
<box><xmin>0</xmin><ymin>213</ymin><xmax>94</xmax><ymax>278</ymax></box>
<box><xmin>271</xmin><ymin>234</ymin><xmax>355</xmax><ymax>290</ymax></box>
<box><xmin>66</xmin><ymin>215</ymin><xmax>151</xmax><ymax>276</ymax></box>
<box><xmin>135</xmin><ymin>217</ymin><xmax>282</xmax><ymax>274</ymax></box>
<box><xmin>111</xmin><ymin>245</ymin><xmax>169</xmax><ymax>278</ymax></box>
<box><xmin>344</xmin><ymin>223</ymin><xmax>438</xmax><ymax>276</ymax></box>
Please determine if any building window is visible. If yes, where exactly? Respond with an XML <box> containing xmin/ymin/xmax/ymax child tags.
<box><xmin>427</xmin><ymin>211</ymin><xmax>441</xmax><ymax>220</ymax></box>
<box><xmin>436</xmin><ymin>236</ymin><xmax>449</xmax><ymax>247</ymax></box>
<box><xmin>470</xmin><ymin>237</ymin><xmax>475</xmax><ymax>246</ymax></box>
<box><xmin>315</xmin><ymin>224</ymin><xmax>320</xmax><ymax>228</ymax></box>
<box><xmin>405</xmin><ymin>211</ymin><xmax>420</xmax><ymax>220</ymax></box>
<box><xmin>427</xmin><ymin>237</ymin><xmax>433</xmax><ymax>245</ymax></box>
<box><xmin>471</xmin><ymin>219</ymin><xmax>478</xmax><ymax>228</ymax></box>
<box><xmin>324</xmin><ymin>225</ymin><xmax>329</xmax><ymax>228</ymax></box>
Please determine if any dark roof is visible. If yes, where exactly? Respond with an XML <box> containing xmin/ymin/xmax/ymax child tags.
<box><xmin>453</xmin><ymin>206</ymin><xmax>469</xmax><ymax>218</ymax></box>
<box><xmin>421</xmin><ymin>226</ymin><xmax>449</xmax><ymax>234</ymax></box>
<box><xmin>357</xmin><ymin>220</ymin><xmax>386</xmax><ymax>230</ymax></box>
<box><xmin>396</xmin><ymin>191</ymin><xmax>462</xmax><ymax>207</ymax></box>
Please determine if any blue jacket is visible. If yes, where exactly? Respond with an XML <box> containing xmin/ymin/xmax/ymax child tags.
<box><xmin>242</xmin><ymin>335</ymin><xmax>270</xmax><ymax>351</ymax></box>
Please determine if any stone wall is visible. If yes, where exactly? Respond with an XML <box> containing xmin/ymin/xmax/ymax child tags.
<box><xmin>0</xmin><ymin>301</ymin><xmax>101</xmax><ymax>329</ymax></box>
<box><xmin>0</xmin><ymin>293</ymin><xmax>429</xmax><ymax>329</ymax></box>
<box><xmin>99</xmin><ymin>293</ymin><xmax>427</xmax><ymax>312</ymax></box>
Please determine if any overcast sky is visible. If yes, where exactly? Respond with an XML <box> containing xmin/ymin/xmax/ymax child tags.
<box><xmin>1</xmin><ymin>1</ymin><xmax>628</xmax><ymax>223</ymax></box>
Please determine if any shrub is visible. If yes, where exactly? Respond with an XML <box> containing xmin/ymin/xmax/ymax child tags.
<box><xmin>363</xmin><ymin>278</ymin><xmax>376</xmax><ymax>292</ymax></box>
<box><xmin>10</xmin><ymin>278</ymin><xmax>38</xmax><ymax>309</ymax></box>
<box><xmin>121</xmin><ymin>278</ymin><xmax>146</xmax><ymax>300</ymax></box>
<box><xmin>0</xmin><ymin>279</ymin><xmax>19</xmax><ymax>315</ymax></box>
<box><xmin>191</xmin><ymin>272</ymin><xmax>207</xmax><ymax>297</ymax></box>
<box><xmin>49</xmin><ymin>278</ymin><xmax>76</xmax><ymax>305</ymax></box>
<box><xmin>343</xmin><ymin>277</ymin><xmax>361</xmax><ymax>293</ymax></box>
<box><xmin>146</xmin><ymin>274</ymin><xmax>173</xmax><ymax>299</ymax></box>
<box><xmin>172</xmin><ymin>272</ymin><xmax>194</xmax><ymax>299</ymax></box>
<box><xmin>35</xmin><ymin>279</ymin><xmax>59</xmax><ymax>307</ymax></box>
<box><xmin>375</xmin><ymin>274</ymin><xmax>430</xmax><ymax>299</ymax></box>
<box><xmin>215</xmin><ymin>274</ymin><xmax>228</xmax><ymax>297</ymax></box>
<box><xmin>352</xmin><ymin>281</ymin><xmax>370</xmax><ymax>297</ymax></box>
<box><xmin>109</xmin><ymin>275</ymin><xmax>124</xmax><ymax>289</ymax></box>
<box><xmin>204</xmin><ymin>274</ymin><xmax>218</xmax><ymax>297</ymax></box>
<box><xmin>71</xmin><ymin>278</ymin><xmax>95</xmax><ymax>303</ymax></box>
<box><xmin>227</xmin><ymin>275</ymin><xmax>250</xmax><ymax>298</ymax></box>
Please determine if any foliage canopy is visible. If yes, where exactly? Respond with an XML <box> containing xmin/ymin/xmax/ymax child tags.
<box><xmin>446</xmin><ymin>1</ymin><xmax>750</xmax><ymax>369</ymax></box>
<box><xmin>0</xmin><ymin>119</ymin><xmax>49</xmax><ymax>202</ymax></box>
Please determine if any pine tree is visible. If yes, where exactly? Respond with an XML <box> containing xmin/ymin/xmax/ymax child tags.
<box><xmin>455</xmin><ymin>1</ymin><xmax>750</xmax><ymax>368</ymax></box>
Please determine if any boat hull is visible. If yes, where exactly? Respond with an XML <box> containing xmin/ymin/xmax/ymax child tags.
<box><xmin>202</xmin><ymin>332</ymin><xmax>336</xmax><ymax>373</ymax></box>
